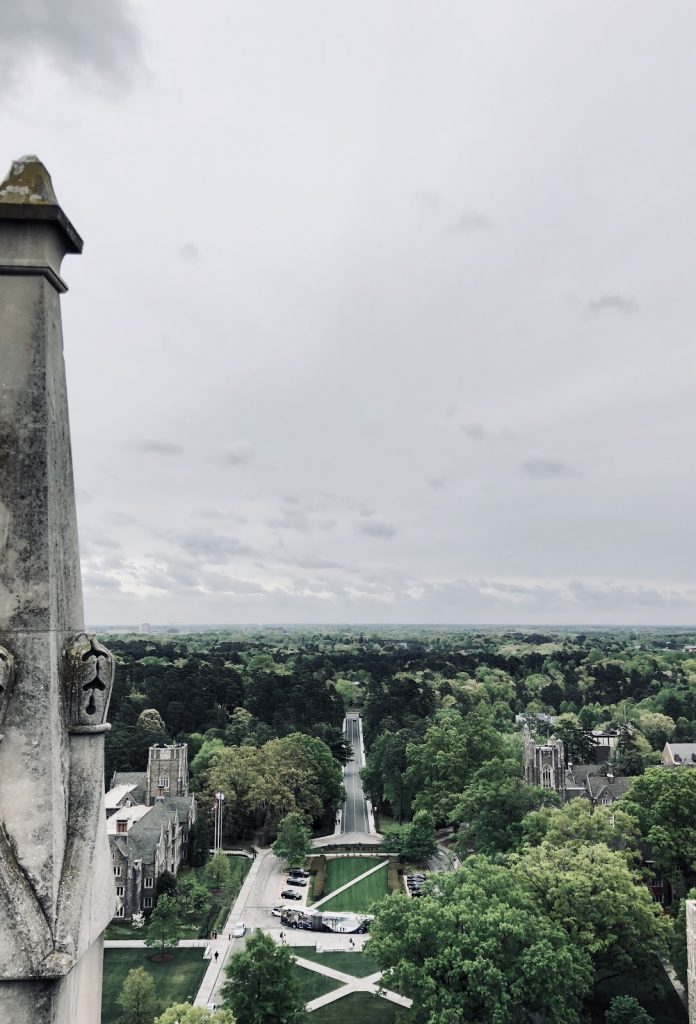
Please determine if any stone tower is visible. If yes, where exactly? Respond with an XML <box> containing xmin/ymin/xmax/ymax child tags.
<box><xmin>147</xmin><ymin>742</ymin><xmax>189</xmax><ymax>803</ymax></box>
<box><xmin>523</xmin><ymin>725</ymin><xmax>566</xmax><ymax>800</ymax></box>
<box><xmin>0</xmin><ymin>156</ymin><xmax>115</xmax><ymax>1023</ymax></box>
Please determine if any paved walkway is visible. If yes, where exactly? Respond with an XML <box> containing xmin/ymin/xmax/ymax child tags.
<box><xmin>312</xmin><ymin>858</ymin><xmax>387</xmax><ymax>910</ymax></box>
<box><xmin>292</xmin><ymin>954</ymin><xmax>412</xmax><ymax>1012</ymax></box>
<box><xmin>194</xmin><ymin>847</ymin><xmax>273</xmax><ymax>1008</ymax></box>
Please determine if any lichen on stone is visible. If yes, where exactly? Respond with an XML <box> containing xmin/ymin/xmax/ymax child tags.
<box><xmin>0</xmin><ymin>156</ymin><xmax>57</xmax><ymax>205</ymax></box>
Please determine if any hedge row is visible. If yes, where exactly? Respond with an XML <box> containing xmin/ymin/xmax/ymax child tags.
<box><xmin>309</xmin><ymin>855</ymin><xmax>327</xmax><ymax>901</ymax></box>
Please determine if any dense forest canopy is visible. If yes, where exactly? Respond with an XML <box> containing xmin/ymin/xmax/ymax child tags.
<box><xmin>104</xmin><ymin>625</ymin><xmax>696</xmax><ymax>842</ymax></box>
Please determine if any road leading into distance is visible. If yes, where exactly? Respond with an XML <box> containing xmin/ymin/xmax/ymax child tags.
<box><xmin>341</xmin><ymin>713</ymin><xmax>370</xmax><ymax>834</ymax></box>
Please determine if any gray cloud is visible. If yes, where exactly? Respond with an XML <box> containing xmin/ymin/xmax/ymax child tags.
<box><xmin>268</xmin><ymin>503</ymin><xmax>336</xmax><ymax>534</ymax></box>
<box><xmin>521</xmin><ymin>457</ymin><xmax>578</xmax><ymax>480</ymax></box>
<box><xmin>195</xmin><ymin>508</ymin><xmax>247</xmax><ymax>524</ymax></box>
<box><xmin>585</xmin><ymin>294</ymin><xmax>639</xmax><ymax>316</ymax></box>
<box><xmin>278</xmin><ymin>554</ymin><xmax>344</xmax><ymax>570</ymax></box>
<box><xmin>446</xmin><ymin>211</ymin><xmax>493</xmax><ymax>234</ymax></box>
<box><xmin>461</xmin><ymin>422</ymin><xmax>486</xmax><ymax>440</ymax></box>
<box><xmin>131</xmin><ymin>439</ymin><xmax>184</xmax><ymax>456</ymax></box>
<box><xmin>355</xmin><ymin>519</ymin><xmax>397</xmax><ymax>539</ymax></box>
<box><xmin>176</xmin><ymin>533</ymin><xmax>257</xmax><ymax>561</ymax></box>
<box><xmin>177</xmin><ymin>242</ymin><xmax>201</xmax><ymax>263</ymax></box>
<box><xmin>412</xmin><ymin>189</ymin><xmax>441</xmax><ymax>211</ymax></box>
<box><xmin>1</xmin><ymin>0</ymin><xmax>142</xmax><ymax>86</ymax></box>
<box><xmin>218</xmin><ymin>444</ymin><xmax>254</xmax><ymax>466</ymax></box>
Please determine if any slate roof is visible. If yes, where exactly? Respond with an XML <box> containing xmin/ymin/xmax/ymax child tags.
<box><xmin>121</xmin><ymin>795</ymin><xmax>195</xmax><ymax>865</ymax></box>
<box><xmin>586</xmin><ymin>774</ymin><xmax>631</xmax><ymax>802</ymax></box>
<box><xmin>111</xmin><ymin>771</ymin><xmax>147</xmax><ymax>804</ymax></box>
<box><xmin>664</xmin><ymin>743</ymin><xmax>696</xmax><ymax>765</ymax></box>
<box><xmin>105</xmin><ymin>783</ymin><xmax>137</xmax><ymax>810</ymax></box>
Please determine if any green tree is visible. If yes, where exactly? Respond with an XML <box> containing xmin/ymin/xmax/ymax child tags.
<box><xmin>361</xmin><ymin>728</ymin><xmax>417</xmax><ymax>823</ymax></box>
<box><xmin>188</xmin><ymin>816</ymin><xmax>211</xmax><ymax>867</ymax></box>
<box><xmin>206</xmin><ymin>850</ymin><xmax>233</xmax><ymax>891</ymax></box>
<box><xmin>553</xmin><ymin>714</ymin><xmax>596</xmax><ymax>764</ymax></box>
<box><xmin>117</xmin><ymin>967</ymin><xmax>158</xmax><ymax>1024</ymax></box>
<box><xmin>154</xmin><ymin>1004</ymin><xmax>237</xmax><ymax>1023</ymax></box>
<box><xmin>670</xmin><ymin>887</ymin><xmax>696</xmax><ymax>985</ymax></box>
<box><xmin>134</xmin><ymin>707</ymin><xmax>168</xmax><ymax>753</ymax></box>
<box><xmin>511</xmin><ymin>842</ymin><xmax>671</xmax><ymax>982</ymax></box>
<box><xmin>521</xmin><ymin>799</ymin><xmax>641</xmax><ymax>863</ymax></box>
<box><xmin>176</xmin><ymin>875</ymin><xmax>212</xmax><ymax>919</ymax></box>
<box><xmin>605</xmin><ymin>995</ymin><xmax>654</xmax><ymax>1024</ymax></box>
<box><xmin>383</xmin><ymin>808</ymin><xmax>438</xmax><ymax>862</ymax></box>
<box><xmin>144</xmin><ymin>894</ymin><xmax>185</xmax><ymax>955</ymax></box>
<box><xmin>156</xmin><ymin>869</ymin><xmax>177</xmax><ymax>898</ymax></box>
<box><xmin>221</xmin><ymin>930</ymin><xmax>306</xmax><ymax>1024</ymax></box>
<box><xmin>405</xmin><ymin>707</ymin><xmax>505</xmax><ymax>825</ymax></box>
<box><xmin>366</xmin><ymin>866</ymin><xmax>592</xmax><ymax>1024</ymax></box>
<box><xmin>618</xmin><ymin>766</ymin><xmax>696</xmax><ymax>894</ymax></box>
<box><xmin>272</xmin><ymin>812</ymin><xmax>311</xmax><ymax>867</ymax></box>
<box><xmin>452</xmin><ymin>756</ymin><xmax>559</xmax><ymax>855</ymax></box>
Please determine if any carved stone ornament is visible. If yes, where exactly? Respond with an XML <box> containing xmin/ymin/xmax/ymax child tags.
<box><xmin>0</xmin><ymin>645</ymin><xmax>15</xmax><ymax>742</ymax></box>
<box><xmin>64</xmin><ymin>633</ymin><xmax>114</xmax><ymax>733</ymax></box>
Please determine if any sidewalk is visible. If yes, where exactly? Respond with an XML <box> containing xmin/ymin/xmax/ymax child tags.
<box><xmin>291</xmin><ymin>955</ymin><xmax>412</xmax><ymax>1012</ymax></box>
<box><xmin>193</xmin><ymin>847</ymin><xmax>271</xmax><ymax>1008</ymax></box>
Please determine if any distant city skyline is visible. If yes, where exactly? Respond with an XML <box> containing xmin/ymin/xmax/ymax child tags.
<box><xmin>2</xmin><ymin>2</ymin><xmax>695</xmax><ymax>625</ymax></box>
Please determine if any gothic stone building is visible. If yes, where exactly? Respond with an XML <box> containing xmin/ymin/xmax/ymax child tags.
<box><xmin>522</xmin><ymin>726</ymin><xmax>630</xmax><ymax>807</ymax></box>
<box><xmin>105</xmin><ymin>743</ymin><xmax>196</xmax><ymax>921</ymax></box>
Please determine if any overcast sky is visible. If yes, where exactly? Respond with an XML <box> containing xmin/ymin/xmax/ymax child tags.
<box><xmin>2</xmin><ymin>1</ymin><xmax>695</xmax><ymax>626</ymax></box>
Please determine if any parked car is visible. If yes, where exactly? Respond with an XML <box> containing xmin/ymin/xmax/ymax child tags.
<box><xmin>271</xmin><ymin>905</ymin><xmax>287</xmax><ymax>917</ymax></box>
<box><xmin>281</xmin><ymin>889</ymin><xmax>303</xmax><ymax>900</ymax></box>
<box><xmin>288</xmin><ymin>868</ymin><xmax>310</xmax><ymax>877</ymax></box>
<box><xmin>286</xmin><ymin>876</ymin><xmax>308</xmax><ymax>887</ymax></box>
<box><xmin>231</xmin><ymin>922</ymin><xmax>246</xmax><ymax>937</ymax></box>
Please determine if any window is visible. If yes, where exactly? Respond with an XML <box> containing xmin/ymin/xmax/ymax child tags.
<box><xmin>158</xmin><ymin>777</ymin><xmax>170</xmax><ymax>789</ymax></box>
<box><xmin>144</xmin><ymin>896</ymin><xmax>153</xmax><ymax>909</ymax></box>
<box><xmin>116</xmin><ymin>886</ymin><xmax>124</xmax><ymax>897</ymax></box>
<box><xmin>144</xmin><ymin>877</ymin><xmax>154</xmax><ymax>888</ymax></box>
<box><xmin>541</xmin><ymin>766</ymin><xmax>553</xmax><ymax>788</ymax></box>
<box><xmin>116</xmin><ymin>820</ymin><xmax>127</xmax><ymax>834</ymax></box>
<box><xmin>114</xmin><ymin>865</ymin><xmax>121</xmax><ymax>876</ymax></box>
<box><xmin>115</xmin><ymin>906</ymin><xmax>124</xmax><ymax>918</ymax></box>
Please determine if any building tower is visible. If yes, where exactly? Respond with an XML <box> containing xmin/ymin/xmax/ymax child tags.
<box><xmin>147</xmin><ymin>743</ymin><xmax>189</xmax><ymax>804</ymax></box>
<box><xmin>523</xmin><ymin>725</ymin><xmax>566</xmax><ymax>800</ymax></box>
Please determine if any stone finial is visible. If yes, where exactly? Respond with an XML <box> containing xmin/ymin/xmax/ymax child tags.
<box><xmin>0</xmin><ymin>155</ymin><xmax>58</xmax><ymax>205</ymax></box>
<box><xmin>0</xmin><ymin>154</ymin><xmax>83</xmax><ymax>253</ymax></box>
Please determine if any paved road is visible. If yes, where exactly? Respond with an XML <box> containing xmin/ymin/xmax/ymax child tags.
<box><xmin>342</xmin><ymin>713</ymin><xmax>369</xmax><ymax>834</ymax></box>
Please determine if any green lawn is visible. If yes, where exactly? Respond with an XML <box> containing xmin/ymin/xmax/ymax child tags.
<box><xmin>291</xmin><ymin>963</ymin><xmax>343</xmax><ymax>1002</ymax></box>
<box><xmin>309</xmin><ymin>857</ymin><xmax>388</xmax><ymax>907</ymax></box>
<box><xmin>307</xmin><ymin>991</ymin><xmax>410</xmax><ymax>1024</ymax></box>
<box><xmin>294</xmin><ymin>949</ymin><xmax>382</xmax><ymax>978</ymax></box>
<box><xmin>101</xmin><ymin>948</ymin><xmax>208</xmax><ymax>1024</ymax></box>
<box><xmin>319</xmin><ymin>863</ymin><xmax>390</xmax><ymax>913</ymax></box>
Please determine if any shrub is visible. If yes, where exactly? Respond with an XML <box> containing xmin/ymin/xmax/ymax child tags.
<box><xmin>310</xmin><ymin>855</ymin><xmax>327</xmax><ymax>900</ymax></box>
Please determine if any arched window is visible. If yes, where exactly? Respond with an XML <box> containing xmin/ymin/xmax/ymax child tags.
<box><xmin>541</xmin><ymin>765</ymin><xmax>553</xmax><ymax>788</ymax></box>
